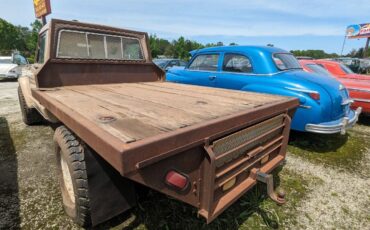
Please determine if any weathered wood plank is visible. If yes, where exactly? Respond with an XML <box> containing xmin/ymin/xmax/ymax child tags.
<box><xmin>44</xmin><ymin>89</ymin><xmax>165</xmax><ymax>142</ymax></box>
<box><xmin>43</xmin><ymin>82</ymin><xmax>287</xmax><ymax>143</ymax></box>
<box><xmin>124</xmin><ymin>83</ymin><xmax>258</xmax><ymax>107</ymax></box>
<box><xmin>69</xmin><ymin>86</ymin><xmax>206</xmax><ymax>130</ymax></box>
<box><xmin>89</xmin><ymin>84</ymin><xmax>249</xmax><ymax>116</ymax></box>
<box><xmin>143</xmin><ymin>82</ymin><xmax>286</xmax><ymax>103</ymax></box>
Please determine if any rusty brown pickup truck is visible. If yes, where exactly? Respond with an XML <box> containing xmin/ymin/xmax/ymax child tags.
<box><xmin>17</xmin><ymin>19</ymin><xmax>299</xmax><ymax>227</ymax></box>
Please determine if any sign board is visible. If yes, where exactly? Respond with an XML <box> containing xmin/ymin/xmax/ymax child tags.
<box><xmin>346</xmin><ymin>23</ymin><xmax>370</xmax><ymax>39</ymax></box>
<box><xmin>33</xmin><ymin>0</ymin><xmax>51</xmax><ymax>18</ymax></box>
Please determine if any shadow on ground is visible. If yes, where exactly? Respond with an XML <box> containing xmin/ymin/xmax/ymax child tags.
<box><xmin>358</xmin><ymin>115</ymin><xmax>370</xmax><ymax>126</ymax></box>
<box><xmin>0</xmin><ymin>79</ymin><xmax>18</xmax><ymax>83</ymax></box>
<box><xmin>93</xmin><ymin>167</ymin><xmax>285</xmax><ymax>230</ymax></box>
<box><xmin>288</xmin><ymin>131</ymin><xmax>348</xmax><ymax>153</ymax></box>
<box><xmin>0</xmin><ymin>117</ymin><xmax>20</xmax><ymax>229</ymax></box>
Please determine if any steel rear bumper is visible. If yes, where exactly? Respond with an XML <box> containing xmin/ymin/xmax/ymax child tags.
<box><xmin>305</xmin><ymin>107</ymin><xmax>362</xmax><ymax>134</ymax></box>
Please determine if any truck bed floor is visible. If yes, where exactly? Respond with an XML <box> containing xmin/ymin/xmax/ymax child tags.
<box><xmin>35</xmin><ymin>82</ymin><xmax>287</xmax><ymax>143</ymax></box>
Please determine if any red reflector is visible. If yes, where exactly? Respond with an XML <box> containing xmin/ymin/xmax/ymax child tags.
<box><xmin>165</xmin><ymin>171</ymin><xmax>188</xmax><ymax>190</ymax></box>
<box><xmin>309</xmin><ymin>92</ymin><xmax>320</xmax><ymax>100</ymax></box>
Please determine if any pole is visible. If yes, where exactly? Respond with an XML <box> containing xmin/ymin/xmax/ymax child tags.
<box><xmin>340</xmin><ymin>34</ymin><xmax>347</xmax><ymax>56</ymax></box>
<box><xmin>364</xmin><ymin>37</ymin><xmax>370</xmax><ymax>58</ymax></box>
<box><xmin>41</xmin><ymin>16</ymin><xmax>47</xmax><ymax>26</ymax></box>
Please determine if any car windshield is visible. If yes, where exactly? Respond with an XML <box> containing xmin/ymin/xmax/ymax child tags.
<box><xmin>306</xmin><ymin>64</ymin><xmax>332</xmax><ymax>77</ymax></box>
<box><xmin>340</xmin><ymin>63</ymin><xmax>354</xmax><ymax>74</ymax></box>
<box><xmin>273</xmin><ymin>53</ymin><xmax>302</xmax><ymax>71</ymax></box>
<box><xmin>0</xmin><ymin>58</ymin><xmax>12</xmax><ymax>64</ymax></box>
<box><xmin>340</xmin><ymin>59</ymin><xmax>353</xmax><ymax>66</ymax></box>
<box><xmin>153</xmin><ymin>59</ymin><xmax>169</xmax><ymax>68</ymax></box>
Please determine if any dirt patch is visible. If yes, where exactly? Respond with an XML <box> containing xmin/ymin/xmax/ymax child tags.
<box><xmin>285</xmin><ymin>154</ymin><xmax>370</xmax><ymax>229</ymax></box>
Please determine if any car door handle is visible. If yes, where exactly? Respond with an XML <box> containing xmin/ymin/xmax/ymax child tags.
<box><xmin>209</xmin><ymin>76</ymin><xmax>217</xmax><ymax>80</ymax></box>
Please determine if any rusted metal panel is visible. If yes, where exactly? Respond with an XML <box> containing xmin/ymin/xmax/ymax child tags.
<box><xmin>36</xmin><ymin>62</ymin><xmax>163</xmax><ymax>88</ymax></box>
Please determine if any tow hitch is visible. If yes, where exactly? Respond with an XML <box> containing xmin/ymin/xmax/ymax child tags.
<box><xmin>256</xmin><ymin>171</ymin><xmax>286</xmax><ymax>205</ymax></box>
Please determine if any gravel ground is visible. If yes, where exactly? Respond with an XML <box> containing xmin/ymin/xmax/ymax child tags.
<box><xmin>0</xmin><ymin>80</ymin><xmax>369</xmax><ymax>229</ymax></box>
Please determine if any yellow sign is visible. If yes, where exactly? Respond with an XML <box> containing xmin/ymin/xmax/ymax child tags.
<box><xmin>33</xmin><ymin>0</ymin><xmax>51</xmax><ymax>18</ymax></box>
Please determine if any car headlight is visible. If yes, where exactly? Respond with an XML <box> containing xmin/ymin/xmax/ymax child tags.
<box><xmin>5</xmin><ymin>67</ymin><xmax>20</xmax><ymax>77</ymax></box>
<box><xmin>8</xmin><ymin>67</ymin><xmax>17</xmax><ymax>73</ymax></box>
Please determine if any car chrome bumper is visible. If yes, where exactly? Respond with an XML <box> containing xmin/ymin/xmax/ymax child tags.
<box><xmin>0</xmin><ymin>73</ymin><xmax>19</xmax><ymax>79</ymax></box>
<box><xmin>305</xmin><ymin>107</ymin><xmax>362</xmax><ymax>134</ymax></box>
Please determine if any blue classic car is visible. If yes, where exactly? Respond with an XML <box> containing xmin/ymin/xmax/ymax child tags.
<box><xmin>166</xmin><ymin>46</ymin><xmax>362</xmax><ymax>134</ymax></box>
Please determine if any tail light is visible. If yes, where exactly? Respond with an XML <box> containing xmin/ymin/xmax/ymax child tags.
<box><xmin>309</xmin><ymin>92</ymin><xmax>320</xmax><ymax>100</ymax></box>
<box><xmin>285</xmin><ymin>87</ymin><xmax>320</xmax><ymax>101</ymax></box>
<box><xmin>165</xmin><ymin>170</ymin><xmax>189</xmax><ymax>191</ymax></box>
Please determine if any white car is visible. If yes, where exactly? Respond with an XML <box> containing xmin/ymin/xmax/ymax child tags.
<box><xmin>0</xmin><ymin>54</ymin><xmax>28</xmax><ymax>79</ymax></box>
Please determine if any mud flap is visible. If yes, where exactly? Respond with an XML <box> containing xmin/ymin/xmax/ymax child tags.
<box><xmin>85</xmin><ymin>147</ymin><xmax>137</xmax><ymax>226</ymax></box>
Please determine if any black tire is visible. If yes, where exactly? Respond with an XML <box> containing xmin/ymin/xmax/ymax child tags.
<box><xmin>18</xmin><ymin>86</ymin><xmax>43</xmax><ymax>125</ymax></box>
<box><xmin>54</xmin><ymin>126</ymin><xmax>91</xmax><ymax>227</ymax></box>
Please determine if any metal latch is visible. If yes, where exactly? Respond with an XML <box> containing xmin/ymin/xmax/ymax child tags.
<box><xmin>256</xmin><ymin>171</ymin><xmax>286</xmax><ymax>205</ymax></box>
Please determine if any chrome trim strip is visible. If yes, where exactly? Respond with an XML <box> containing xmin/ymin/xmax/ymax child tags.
<box><xmin>284</xmin><ymin>87</ymin><xmax>319</xmax><ymax>94</ymax></box>
<box><xmin>352</xmin><ymin>98</ymin><xmax>370</xmax><ymax>103</ymax></box>
<box><xmin>185</xmin><ymin>68</ymin><xmax>291</xmax><ymax>76</ymax></box>
<box><xmin>341</xmin><ymin>99</ymin><xmax>354</xmax><ymax>106</ymax></box>
<box><xmin>347</xmin><ymin>87</ymin><xmax>370</xmax><ymax>93</ymax></box>
<box><xmin>299</xmin><ymin>105</ymin><xmax>312</xmax><ymax>109</ymax></box>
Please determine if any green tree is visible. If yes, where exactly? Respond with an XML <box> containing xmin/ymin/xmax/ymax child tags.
<box><xmin>290</xmin><ymin>49</ymin><xmax>339</xmax><ymax>59</ymax></box>
<box><xmin>0</xmin><ymin>18</ymin><xmax>42</xmax><ymax>63</ymax></box>
<box><xmin>0</xmin><ymin>18</ymin><xmax>25</xmax><ymax>55</ymax></box>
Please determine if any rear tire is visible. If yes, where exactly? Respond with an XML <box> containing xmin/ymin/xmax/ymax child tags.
<box><xmin>54</xmin><ymin>126</ymin><xmax>92</xmax><ymax>227</ymax></box>
<box><xmin>18</xmin><ymin>86</ymin><xmax>43</xmax><ymax>125</ymax></box>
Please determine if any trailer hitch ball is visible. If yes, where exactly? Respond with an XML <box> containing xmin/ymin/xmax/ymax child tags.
<box><xmin>256</xmin><ymin>171</ymin><xmax>286</xmax><ymax>205</ymax></box>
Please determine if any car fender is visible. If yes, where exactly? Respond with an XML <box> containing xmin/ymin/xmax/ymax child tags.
<box><xmin>166</xmin><ymin>72</ymin><xmax>190</xmax><ymax>84</ymax></box>
<box><xmin>241</xmin><ymin>84</ymin><xmax>309</xmax><ymax>105</ymax></box>
<box><xmin>18</xmin><ymin>76</ymin><xmax>35</xmax><ymax>108</ymax></box>
<box><xmin>241</xmin><ymin>84</ymin><xmax>325</xmax><ymax>131</ymax></box>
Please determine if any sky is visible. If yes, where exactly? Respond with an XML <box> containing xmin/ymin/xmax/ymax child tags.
<box><xmin>1</xmin><ymin>0</ymin><xmax>369</xmax><ymax>54</ymax></box>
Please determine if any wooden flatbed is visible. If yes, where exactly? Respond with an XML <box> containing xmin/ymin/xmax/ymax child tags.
<box><xmin>33</xmin><ymin>81</ymin><xmax>296</xmax><ymax>176</ymax></box>
<box><xmin>35</xmin><ymin>82</ymin><xmax>288</xmax><ymax>144</ymax></box>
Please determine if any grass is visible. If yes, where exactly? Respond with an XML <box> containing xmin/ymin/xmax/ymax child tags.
<box><xmin>288</xmin><ymin>129</ymin><xmax>369</xmax><ymax>173</ymax></box>
<box><xmin>97</xmin><ymin>166</ymin><xmax>315</xmax><ymax>230</ymax></box>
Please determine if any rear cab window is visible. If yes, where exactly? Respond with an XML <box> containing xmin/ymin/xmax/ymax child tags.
<box><xmin>273</xmin><ymin>53</ymin><xmax>302</xmax><ymax>71</ymax></box>
<box><xmin>188</xmin><ymin>54</ymin><xmax>219</xmax><ymax>71</ymax></box>
<box><xmin>57</xmin><ymin>30</ymin><xmax>144</xmax><ymax>60</ymax></box>
<box><xmin>222</xmin><ymin>53</ymin><xmax>253</xmax><ymax>73</ymax></box>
